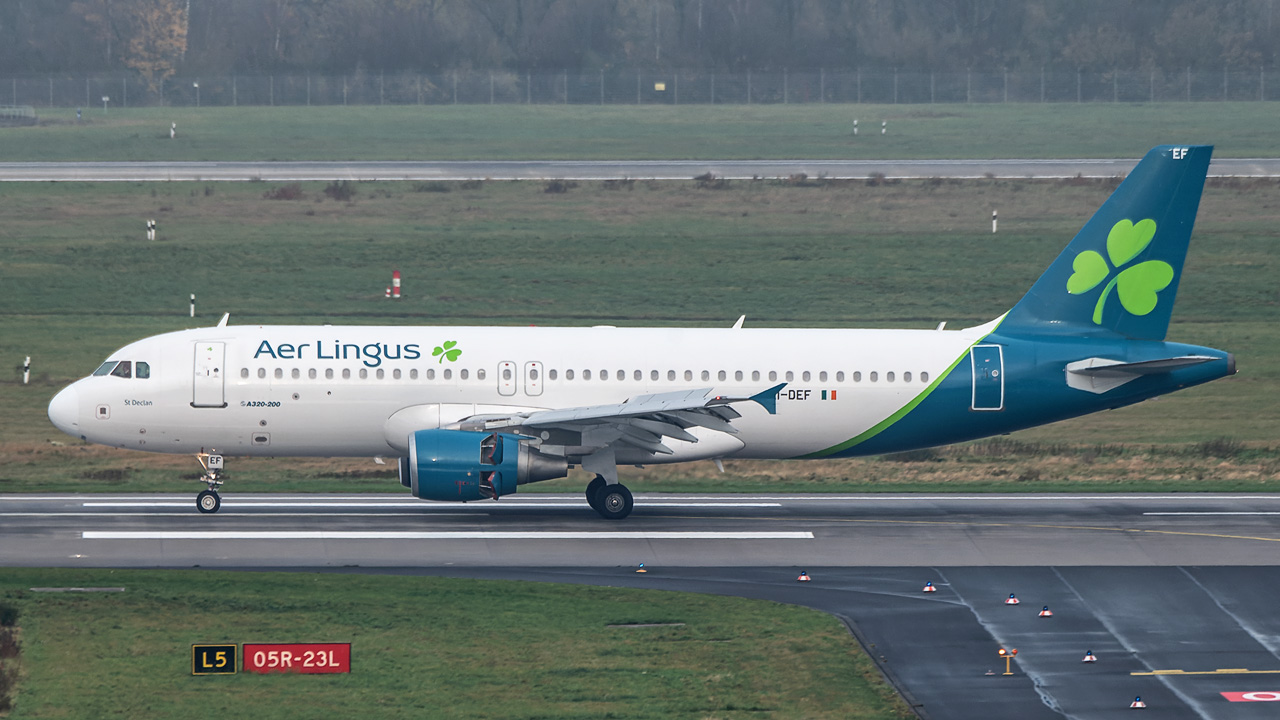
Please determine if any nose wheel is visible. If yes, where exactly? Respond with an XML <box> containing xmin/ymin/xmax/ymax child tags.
<box><xmin>195</xmin><ymin>453</ymin><xmax>225</xmax><ymax>514</ymax></box>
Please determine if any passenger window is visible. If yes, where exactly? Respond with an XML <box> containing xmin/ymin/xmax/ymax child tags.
<box><xmin>110</xmin><ymin>361</ymin><xmax>132</xmax><ymax>378</ymax></box>
<box><xmin>887</xmin><ymin>372</ymin><xmax>895</xmax><ymax>382</ymax></box>
<box><xmin>477</xmin><ymin>369</ymin><xmax>486</xmax><ymax>380</ymax></box>
<box><xmin>601</xmin><ymin>370</ymin><xmax>609</xmax><ymax>381</ymax></box>
<box><xmin>751</xmin><ymin>371</ymin><xmax>759</xmax><ymax>381</ymax></box>
<box><xmin>921</xmin><ymin>371</ymin><xmax>929</xmax><ymax>383</ymax></box>
<box><xmin>684</xmin><ymin>370</ymin><xmax>693</xmax><ymax>381</ymax></box>
<box><xmin>668</xmin><ymin>370</ymin><xmax>676</xmax><ymax>381</ymax></box>
<box><xmin>358</xmin><ymin>369</ymin><xmax>368</xmax><ymax>379</ymax></box>
<box><xmin>426</xmin><ymin>369</ymin><xmax>435</xmax><ymax>380</ymax></box>
<box><xmin>836</xmin><ymin>371</ymin><xmax>845</xmax><ymax>382</ymax></box>
<box><xmin>802</xmin><ymin>371</ymin><xmax>811</xmax><ymax>382</ymax></box>
<box><xmin>342</xmin><ymin>369</ymin><xmax>351</xmax><ymax>379</ymax></box>
<box><xmin>393</xmin><ymin>369</ymin><xmax>401</xmax><ymax>380</ymax></box>
<box><xmin>853</xmin><ymin>371</ymin><xmax>862</xmax><ymax>382</ymax></box>
<box><xmin>410</xmin><ymin>369</ymin><xmax>418</xmax><ymax>380</ymax></box>
<box><xmin>583</xmin><ymin>370</ymin><xmax>592</xmax><ymax>380</ymax></box>
<box><xmin>870</xmin><ymin>371</ymin><xmax>879</xmax><ymax>382</ymax></box>
<box><xmin>377</xmin><ymin>369</ymin><xmax>385</xmax><ymax>379</ymax></box>
<box><xmin>326</xmin><ymin>368</ymin><xmax>334</xmax><ymax>379</ymax></box>
<box><xmin>701</xmin><ymin>370</ymin><xmax>710</xmax><ymax>381</ymax></box>
<box><xmin>717</xmin><ymin>370</ymin><xmax>727</xmax><ymax>381</ymax></box>
<box><xmin>769</xmin><ymin>371</ymin><xmax>777</xmax><ymax>381</ymax></box>
<box><xmin>460</xmin><ymin>369</ymin><xmax>469</xmax><ymax>380</ymax></box>
<box><xmin>241</xmin><ymin>368</ymin><xmax>250</xmax><ymax>379</ymax></box>
<box><xmin>136</xmin><ymin>362</ymin><xmax>150</xmax><ymax>379</ymax></box>
<box><xmin>443</xmin><ymin>369</ymin><xmax>452</xmax><ymax>380</ymax></box>
<box><xmin>93</xmin><ymin>362</ymin><xmax>117</xmax><ymax>376</ymax></box>
<box><xmin>292</xmin><ymin>368</ymin><xmax>300</xmax><ymax>379</ymax></box>
<box><xmin>735</xmin><ymin>370</ymin><xmax>743</xmax><ymax>381</ymax></box>
<box><xmin>785</xmin><ymin>371</ymin><xmax>794</xmax><ymax>381</ymax></box>
<box><xmin>566</xmin><ymin>369</ymin><xmax>575</xmax><ymax>380</ymax></box>
<box><xmin>309</xmin><ymin>368</ymin><xmax>317</xmax><ymax>379</ymax></box>
<box><xmin>503</xmin><ymin>368</ymin><xmax>512</xmax><ymax>381</ymax></box>
<box><xmin>819</xmin><ymin>371</ymin><xmax>827</xmax><ymax>382</ymax></box>
<box><xmin>633</xmin><ymin>370</ymin><xmax>640</xmax><ymax>381</ymax></box>
<box><xmin>274</xmin><ymin>368</ymin><xmax>283</xmax><ymax>379</ymax></box>
<box><xmin>651</xmin><ymin>370</ymin><xmax>659</xmax><ymax>381</ymax></box>
<box><xmin>531</xmin><ymin>369</ymin><xmax>539</xmax><ymax>381</ymax></box>
<box><xmin>903</xmin><ymin>371</ymin><xmax>912</xmax><ymax>382</ymax></box>
<box><xmin>549</xmin><ymin>369</ymin><xmax>557</xmax><ymax>381</ymax></box>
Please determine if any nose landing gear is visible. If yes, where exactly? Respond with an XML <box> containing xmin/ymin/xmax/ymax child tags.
<box><xmin>195</xmin><ymin>452</ymin><xmax>224</xmax><ymax>514</ymax></box>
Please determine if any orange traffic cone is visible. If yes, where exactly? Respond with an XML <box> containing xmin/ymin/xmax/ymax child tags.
<box><xmin>1130</xmin><ymin>696</ymin><xmax>1146</xmax><ymax>708</ymax></box>
<box><xmin>1005</xmin><ymin>593</ymin><xmax>1020</xmax><ymax>605</ymax></box>
<box><xmin>1082</xmin><ymin>650</ymin><xmax>1097</xmax><ymax>663</ymax></box>
<box><xmin>797</xmin><ymin>571</ymin><xmax>811</xmax><ymax>582</ymax></box>
<box><xmin>923</xmin><ymin>582</ymin><xmax>937</xmax><ymax>593</ymax></box>
<box><xmin>636</xmin><ymin>563</ymin><xmax>647</xmax><ymax>573</ymax></box>
<box><xmin>1038</xmin><ymin>606</ymin><xmax>1053</xmax><ymax>617</ymax></box>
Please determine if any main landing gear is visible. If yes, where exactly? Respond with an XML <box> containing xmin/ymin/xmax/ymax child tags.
<box><xmin>586</xmin><ymin>474</ymin><xmax>633</xmax><ymax>520</ymax></box>
<box><xmin>195</xmin><ymin>452</ymin><xmax>225</xmax><ymax>514</ymax></box>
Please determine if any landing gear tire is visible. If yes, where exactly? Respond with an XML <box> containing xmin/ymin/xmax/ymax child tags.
<box><xmin>594</xmin><ymin>483</ymin><xmax>633</xmax><ymax>520</ymax></box>
<box><xmin>586</xmin><ymin>475</ymin><xmax>607</xmax><ymax>512</ymax></box>
<box><xmin>196</xmin><ymin>489</ymin><xmax>221</xmax><ymax>514</ymax></box>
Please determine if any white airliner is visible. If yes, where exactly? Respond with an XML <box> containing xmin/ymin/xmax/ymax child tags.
<box><xmin>48</xmin><ymin>146</ymin><xmax>1234</xmax><ymax>518</ymax></box>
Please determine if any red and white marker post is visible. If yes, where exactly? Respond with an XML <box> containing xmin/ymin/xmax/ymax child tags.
<box><xmin>392</xmin><ymin>270</ymin><xmax>401</xmax><ymax>299</ymax></box>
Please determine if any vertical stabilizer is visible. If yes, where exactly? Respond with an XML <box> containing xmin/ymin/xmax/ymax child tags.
<box><xmin>1000</xmin><ymin>145</ymin><xmax>1211</xmax><ymax>340</ymax></box>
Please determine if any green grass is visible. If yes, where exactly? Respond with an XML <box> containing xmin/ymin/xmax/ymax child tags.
<box><xmin>1</xmin><ymin>177</ymin><xmax>1277</xmax><ymax>493</ymax></box>
<box><xmin>0</xmin><ymin>568</ymin><xmax>909</xmax><ymax>719</ymax></box>
<box><xmin>6</xmin><ymin>103</ymin><xmax>1280</xmax><ymax>161</ymax></box>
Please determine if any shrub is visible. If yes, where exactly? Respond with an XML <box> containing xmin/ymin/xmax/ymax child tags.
<box><xmin>263</xmin><ymin>183</ymin><xmax>304</xmax><ymax>200</ymax></box>
<box><xmin>324</xmin><ymin>180</ymin><xmax>356</xmax><ymax>201</ymax></box>
<box><xmin>0</xmin><ymin>602</ymin><xmax>17</xmax><ymax>627</ymax></box>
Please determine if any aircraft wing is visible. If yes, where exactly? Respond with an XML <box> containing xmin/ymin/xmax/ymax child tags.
<box><xmin>451</xmin><ymin>383</ymin><xmax>785</xmax><ymax>456</ymax></box>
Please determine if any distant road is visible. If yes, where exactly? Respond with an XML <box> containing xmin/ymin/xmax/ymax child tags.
<box><xmin>1</xmin><ymin>157</ymin><xmax>1278</xmax><ymax>181</ymax></box>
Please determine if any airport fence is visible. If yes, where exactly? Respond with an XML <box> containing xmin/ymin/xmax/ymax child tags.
<box><xmin>5</xmin><ymin>68</ymin><xmax>1278</xmax><ymax>108</ymax></box>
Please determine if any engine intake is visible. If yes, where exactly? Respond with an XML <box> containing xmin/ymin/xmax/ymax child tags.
<box><xmin>400</xmin><ymin>429</ymin><xmax>568</xmax><ymax>501</ymax></box>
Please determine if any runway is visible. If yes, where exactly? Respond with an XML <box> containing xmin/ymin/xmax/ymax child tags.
<box><xmin>5</xmin><ymin>491</ymin><xmax>1280</xmax><ymax>719</ymax></box>
<box><xmin>1</xmin><ymin>157</ymin><xmax>1279</xmax><ymax>181</ymax></box>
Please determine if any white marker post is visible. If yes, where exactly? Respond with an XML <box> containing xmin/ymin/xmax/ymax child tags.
<box><xmin>190</xmin><ymin>293</ymin><xmax>195</xmax><ymax>318</ymax></box>
<box><xmin>853</xmin><ymin>119</ymin><xmax>858</xmax><ymax>136</ymax></box>
<box><xmin>881</xmin><ymin>120</ymin><xmax>887</xmax><ymax>135</ymax></box>
<box><xmin>23</xmin><ymin>356</ymin><xmax>30</xmax><ymax>385</ymax></box>
<box><xmin>992</xmin><ymin>209</ymin><xmax>998</xmax><ymax>234</ymax></box>
<box><xmin>171</xmin><ymin>122</ymin><xmax>176</xmax><ymax>139</ymax></box>
<box><xmin>392</xmin><ymin>270</ymin><xmax>401</xmax><ymax>299</ymax></box>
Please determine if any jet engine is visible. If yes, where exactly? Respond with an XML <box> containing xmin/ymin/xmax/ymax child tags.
<box><xmin>398</xmin><ymin>429</ymin><xmax>568</xmax><ymax>501</ymax></box>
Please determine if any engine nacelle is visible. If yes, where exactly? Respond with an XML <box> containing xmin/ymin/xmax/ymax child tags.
<box><xmin>399</xmin><ymin>429</ymin><xmax>568</xmax><ymax>502</ymax></box>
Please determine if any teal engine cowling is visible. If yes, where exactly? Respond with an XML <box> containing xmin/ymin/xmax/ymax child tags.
<box><xmin>399</xmin><ymin>429</ymin><xmax>568</xmax><ymax>501</ymax></box>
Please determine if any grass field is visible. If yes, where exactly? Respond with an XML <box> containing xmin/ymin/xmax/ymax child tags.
<box><xmin>4</xmin><ymin>103</ymin><xmax>1280</xmax><ymax>161</ymax></box>
<box><xmin>1</xmin><ymin>176</ymin><xmax>1276</xmax><ymax>494</ymax></box>
<box><xmin>0</xmin><ymin>568</ymin><xmax>908</xmax><ymax>719</ymax></box>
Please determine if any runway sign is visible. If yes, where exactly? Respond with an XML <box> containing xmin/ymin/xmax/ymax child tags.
<box><xmin>191</xmin><ymin>644</ymin><xmax>237</xmax><ymax>675</ymax></box>
<box><xmin>1222</xmin><ymin>691</ymin><xmax>1280</xmax><ymax>702</ymax></box>
<box><xmin>243</xmin><ymin>643</ymin><xmax>351</xmax><ymax>674</ymax></box>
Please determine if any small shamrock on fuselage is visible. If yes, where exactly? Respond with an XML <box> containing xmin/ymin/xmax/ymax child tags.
<box><xmin>1067</xmin><ymin>218</ymin><xmax>1174</xmax><ymax>325</ymax></box>
<box><xmin>432</xmin><ymin>340</ymin><xmax>461</xmax><ymax>363</ymax></box>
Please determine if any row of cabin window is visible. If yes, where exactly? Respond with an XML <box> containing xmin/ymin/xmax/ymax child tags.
<box><xmin>239</xmin><ymin>367</ymin><xmax>930</xmax><ymax>384</ymax></box>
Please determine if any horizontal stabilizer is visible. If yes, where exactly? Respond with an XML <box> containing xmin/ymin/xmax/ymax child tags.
<box><xmin>1066</xmin><ymin>355</ymin><xmax>1218</xmax><ymax>394</ymax></box>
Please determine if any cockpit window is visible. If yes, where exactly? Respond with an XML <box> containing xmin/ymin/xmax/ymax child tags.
<box><xmin>136</xmin><ymin>361</ymin><xmax>150</xmax><ymax>379</ymax></box>
<box><xmin>93</xmin><ymin>361</ymin><xmax>117</xmax><ymax>376</ymax></box>
<box><xmin>110</xmin><ymin>361</ymin><xmax>132</xmax><ymax>378</ymax></box>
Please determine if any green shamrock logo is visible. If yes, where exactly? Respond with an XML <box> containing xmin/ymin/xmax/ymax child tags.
<box><xmin>432</xmin><ymin>340</ymin><xmax>461</xmax><ymax>363</ymax></box>
<box><xmin>1066</xmin><ymin>219</ymin><xmax>1174</xmax><ymax>325</ymax></box>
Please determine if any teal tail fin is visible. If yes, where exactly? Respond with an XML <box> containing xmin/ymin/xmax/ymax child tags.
<box><xmin>1001</xmin><ymin>145</ymin><xmax>1211</xmax><ymax>340</ymax></box>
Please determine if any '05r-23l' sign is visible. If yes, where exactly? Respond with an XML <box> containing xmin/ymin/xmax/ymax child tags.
<box><xmin>243</xmin><ymin>643</ymin><xmax>351</xmax><ymax>674</ymax></box>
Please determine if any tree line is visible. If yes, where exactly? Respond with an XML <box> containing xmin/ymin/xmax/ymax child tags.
<box><xmin>2</xmin><ymin>0</ymin><xmax>1276</xmax><ymax>93</ymax></box>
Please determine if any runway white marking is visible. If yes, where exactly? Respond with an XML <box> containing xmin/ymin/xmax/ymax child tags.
<box><xmin>80</xmin><ymin>501</ymin><xmax>780</xmax><ymax>509</ymax></box>
<box><xmin>1144</xmin><ymin>512</ymin><xmax>1280</xmax><ymax>516</ymax></box>
<box><xmin>82</xmin><ymin>531</ymin><xmax>814</xmax><ymax>540</ymax></box>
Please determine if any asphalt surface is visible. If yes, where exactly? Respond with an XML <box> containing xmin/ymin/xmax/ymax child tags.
<box><xmin>1</xmin><ymin>158</ymin><xmax>1279</xmax><ymax>181</ymax></box>
<box><xmin>5</xmin><ymin>491</ymin><xmax>1280</xmax><ymax>719</ymax></box>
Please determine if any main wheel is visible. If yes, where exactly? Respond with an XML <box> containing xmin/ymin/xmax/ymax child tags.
<box><xmin>594</xmin><ymin>483</ymin><xmax>633</xmax><ymax>520</ymax></box>
<box><xmin>585</xmin><ymin>475</ymin><xmax>607</xmax><ymax>511</ymax></box>
<box><xmin>196</xmin><ymin>490</ymin><xmax>221</xmax><ymax>514</ymax></box>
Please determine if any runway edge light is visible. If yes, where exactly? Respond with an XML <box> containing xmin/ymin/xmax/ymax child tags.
<box><xmin>1130</xmin><ymin>696</ymin><xmax>1147</xmax><ymax>709</ymax></box>
<box><xmin>1005</xmin><ymin>593</ymin><xmax>1020</xmax><ymax>605</ymax></box>
<box><xmin>1039</xmin><ymin>606</ymin><xmax>1054</xmax><ymax>618</ymax></box>
<box><xmin>923</xmin><ymin>581</ymin><xmax>937</xmax><ymax>593</ymax></box>
<box><xmin>636</xmin><ymin>563</ymin><xmax>646</xmax><ymax>573</ymax></box>
<box><xmin>797</xmin><ymin>570</ymin><xmax>811</xmax><ymax>582</ymax></box>
<box><xmin>1083</xmin><ymin>650</ymin><xmax>1097</xmax><ymax>663</ymax></box>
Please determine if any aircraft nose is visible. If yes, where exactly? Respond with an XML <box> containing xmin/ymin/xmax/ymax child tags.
<box><xmin>48</xmin><ymin>384</ymin><xmax>81</xmax><ymax>438</ymax></box>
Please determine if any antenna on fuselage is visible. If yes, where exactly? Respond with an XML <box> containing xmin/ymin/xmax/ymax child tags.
<box><xmin>217</xmin><ymin>313</ymin><xmax>230</xmax><ymax>328</ymax></box>
<box><xmin>732</xmin><ymin>315</ymin><xmax>745</xmax><ymax>329</ymax></box>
